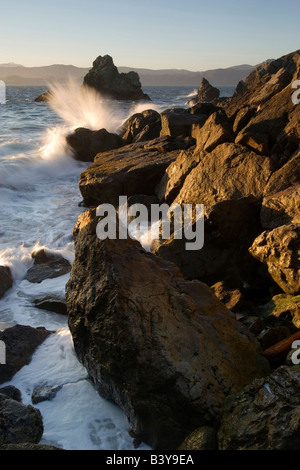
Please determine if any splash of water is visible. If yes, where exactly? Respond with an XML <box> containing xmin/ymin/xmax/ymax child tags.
<box><xmin>47</xmin><ymin>79</ymin><xmax>125</xmax><ymax>133</ymax></box>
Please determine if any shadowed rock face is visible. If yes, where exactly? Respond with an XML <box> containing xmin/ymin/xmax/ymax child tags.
<box><xmin>249</xmin><ymin>224</ymin><xmax>300</xmax><ymax>295</ymax></box>
<box><xmin>83</xmin><ymin>55</ymin><xmax>150</xmax><ymax>101</ymax></box>
<box><xmin>66</xmin><ymin>209</ymin><xmax>270</xmax><ymax>450</ymax></box>
<box><xmin>218</xmin><ymin>366</ymin><xmax>300</xmax><ymax>450</ymax></box>
<box><xmin>24</xmin><ymin>248</ymin><xmax>71</xmax><ymax>284</ymax></box>
<box><xmin>0</xmin><ymin>391</ymin><xmax>43</xmax><ymax>446</ymax></box>
<box><xmin>0</xmin><ymin>266</ymin><xmax>13</xmax><ymax>299</ymax></box>
<box><xmin>261</xmin><ymin>184</ymin><xmax>300</xmax><ymax>229</ymax></box>
<box><xmin>0</xmin><ymin>325</ymin><xmax>53</xmax><ymax>385</ymax></box>
<box><xmin>66</xmin><ymin>127</ymin><xmax>124</xmax><ymax>162</ymax></box>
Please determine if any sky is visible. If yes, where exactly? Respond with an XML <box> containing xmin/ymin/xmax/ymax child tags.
<box><xmin>0</xmin><ymin>0</ymin><xmax>299</xmax><ymax>71</ymax></box>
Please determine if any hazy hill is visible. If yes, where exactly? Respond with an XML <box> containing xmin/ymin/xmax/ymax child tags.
<box><xmin>0</xmin><ymin>62</ymin><xmax>255</xmax><ymax>87</ymax></box>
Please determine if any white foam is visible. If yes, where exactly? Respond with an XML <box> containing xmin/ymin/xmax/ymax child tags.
<box><xmin>3</xmin><ymin>328</ymin><xmax>148</xmax><ymax>450</ymax></box>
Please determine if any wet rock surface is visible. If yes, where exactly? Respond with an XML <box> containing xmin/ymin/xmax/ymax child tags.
<box><xmin>218</xmin><ymin>366</ymin><xmax>300</xmax><ymax>450</ymax></box>
<box><xmin>25</xmin><ymin>248</ymin><xmax>71</xmax><ymax>284</ymax></box>
<box><xmin>0</xmin><ymin>325</ymin><xmax>53</xmax><ymax>385</ymax></box>
<box><xmin>0</xmin><ymin>266</ymin><xmax>13</xmax><ymax>299</ymax></box>
<box><xmin>0</xmin><ymin>387</ymin><xmax>43</xmax><ymax>446</ymax></box>
<box><xmin>66</xmin><ymin>210</ymin><xmax>270</xmax><ymax>450</ymax></box>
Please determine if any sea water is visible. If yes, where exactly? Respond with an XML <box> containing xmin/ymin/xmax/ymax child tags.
<box><xmin>0</xmin><ymin>83</ymin><xmax>234</xmax><ymax>450</ymax></box>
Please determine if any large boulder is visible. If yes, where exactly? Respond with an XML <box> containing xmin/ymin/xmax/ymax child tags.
<box><xmin>78</xmin><ymin>139</ymin><xmax>181</xmax><ymax>207</ymax></box>
<box><xmin>66</xmin><ymin>209</ymin><xmax>270</xmax><ymax>450</ymax></box>
<box><xmin>0</xmin><ymin>266</ymin><xmax>13</xmax><ymax>299</ymax></box>
<box><xmin>218</xmin><ymin>366</ymin><xmax>300</xmax><ymax>450</ymax></box>
<box><xmin>261</xmin><ymin>183</ymin><xmax>300</xmax><ymax>229</ymax></box>
<box><xmin>264</xmin><ymin>151</ymin><xmax>300</xmax><ymax>197</ymax></box>
<box><xmin>191</xmin><ymin>109</ymin><xmax>233</xmax><ymax>153</ymax></box>
<box><xmin>0</xmin><ymin>325</ymin><xmax>53</xmax><ymax>385</ymax></box>
<box><xmin>66</xmin><ymin>127</ymin><xmax>124</xmax><ymax>162</ymax></box>
<box><xmin>174</xmin><ymin>143</ymin><xmax>272</xmax><ymax>208</ymax></box>
<box><xmin>249</xmin><ymin>224</ymin><xmax>300</xmax><ymax>295</ymax></box>
<box><xmin>119</xmin><ymin>109</ymin><xmax>161</xmax><ymax>144</ymax></box>
<box><xmin>0</xmin><ymin>388</ymin><xmax>43</xmax><ymax>446</ymax></box>
<box><xmin>155</xmin><ymin>147</ymin><xmax>200</xmax><ymax>204</ymax></box>
<box><xmin>83</xmin><ymin>55</ymin><xmax>150</xmax><ymax>101</ymax></box>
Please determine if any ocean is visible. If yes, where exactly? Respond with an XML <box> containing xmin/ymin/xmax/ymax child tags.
<box><xmin>0</xmin><ymin>83</ymin><xmax>234</xmax><ymax>450</ymax></box>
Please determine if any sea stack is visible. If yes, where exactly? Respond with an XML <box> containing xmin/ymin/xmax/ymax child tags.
<box><xmin>83</xmin><ymin>55</ymin><xmax>150</xmax><ymax>101</ymax></box>
<box><xmin>187</xmin><ymin>77</ymin><xmax>220</xmax><ymax>105</ymax></box>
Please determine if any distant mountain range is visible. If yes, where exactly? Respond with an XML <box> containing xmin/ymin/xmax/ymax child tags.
<box><xmin>0</xmin><ymin>62</ymin><xmax>257</xmax><ymax>87</ymax></box>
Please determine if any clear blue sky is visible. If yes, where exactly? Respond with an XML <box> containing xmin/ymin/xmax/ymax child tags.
<box><xmin>1</xmin><ymin>0</ymin><xmax>299</xmax><ymax>71</ymax></box>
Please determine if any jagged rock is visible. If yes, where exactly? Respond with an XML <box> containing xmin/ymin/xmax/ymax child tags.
<box><xmin>249</xmin><ymin>224</ymin><xmax>300</xmax><ymax>295</ymax></box>
<box><xmin>210</xmin><ymin>282</ymin><xmax>245</xmax><ymax>313</ymax></box>
<box><xmin>78</xmin><ymin>140</ymin><xmax>181</xmax><ymax>207</ymax></box>
<box><xmin>191</xmin><ymin>109</ymin><xmax>233</xmax><ymax>153</ymax></box>
<box><xmin>31</xmin><ymin>383</ymin><xmax>63</xmax><ymax>404</ymax></box>
<box><xmin>33</xmin><ymin>295</ymin><xmax>67</xmax><ymax>315</ymax></box>
<box><xmin>235</xmin><ymin>131</ymin><xmax>269</xmax><ymax>155</ymax></box>
<box><xmin>83</xmin><ymin>55</ymin><xmax>150</xmax><ymax>101</ymax></box>
<box><xmin>264</xmin><ymin>151</ymin><xmax>300</xmax><ymax>197</ymax></box>
<box><xmin>224</xmin><ymin>51</ymin><xmax>300</xmax><ymax>117</ymax></box>
<box><xmin>66</xmin><ymin>209</ymin><xmax>270</xmax><ymax>450</ymax></box>
<box><xmin>66</xmin><ymin>127</ymin><xmax>124</xmax><ymax>162</ymax></box>
<box><xmin>160</xmin><ymin>111</ymin><xmax>205</xmax><ymax>139</ymax></box>
<box><xmin>0</xmin><ymin>386</ymin><xmax>22</xmax><ymax>402</ymax></box>
<box><xmin>0</xmin><ymin>392</ymin><xmax>43</xmax><ymax>445</ymax></box>
<box><xmin>189</xmin><ymin>102</ymin><xmax>220</xmax><ymax>116</ymax></box>
<box><xmin>178</xmin><ymin>426</ymin><xmax>217</xmax><ymax>450</ymax></box>
<box><xmin>0</xmin><ymin>325</ymin><xmax>53</xmax><ymax>385</ymax></box>
<box><xmin>25</xmin><ymin>248</ymin><xmax>71</xmax><ymax>284</ymax></box>
<box><xmin>34</xmin><ymin>91</ymin><xmax>52</xmax><ymax>102</ymax></box>
<box><xmin>155</xmin><ymin>146</ymin><xmax>200</xmax><ymax>204</ymax></box>
<box><xmin>119</xmin><ymin>109</ymin><xmax>161</xmax><ymax>144</ymax></box>
<box><xmin>223</xmin><ymin>50</ymin><xmax>300</xmax><ymax>166</ymax></box>
<box><xmin>248</xmin><ymin>67</ymin><xmax>292</xmax><ymax>107</ymax></box>
<box><xmin>0</xmin><ymin>266</ymin><xmax>13</xmax><ymax>299</ymax></box>
<box><xmin>261</xmin><ymin>184</ymin><xmax>300</xmax><ymax>229</ymax></box>
<box><xmin>174</xmin><ymin>143</ymin><xmax>272</xmax><ymax>208</ymax></box>
<box><xmin>232</xmin><ymin>106</ymin><xmax>256</xmax><ymax>134</ymax></box>
<box><xmin>218</xmin><ymin>366</ymin><xmax>300</xmax><ymax>450</ymax></box>
<box><xmin>232</xmin><ymin>80</ymin><xmax>247</xmax><ymax>97</ymax></box>
<box><xmin>187</xmin><ymin>78</ymin><xmax>220</xmax><ymax>105</ymax></box>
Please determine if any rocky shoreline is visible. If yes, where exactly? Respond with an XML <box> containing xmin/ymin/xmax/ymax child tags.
<box><xmin>1</xmin><ymin>49</ymin><xmax>300</xmax><ymax>450</ymax></box>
